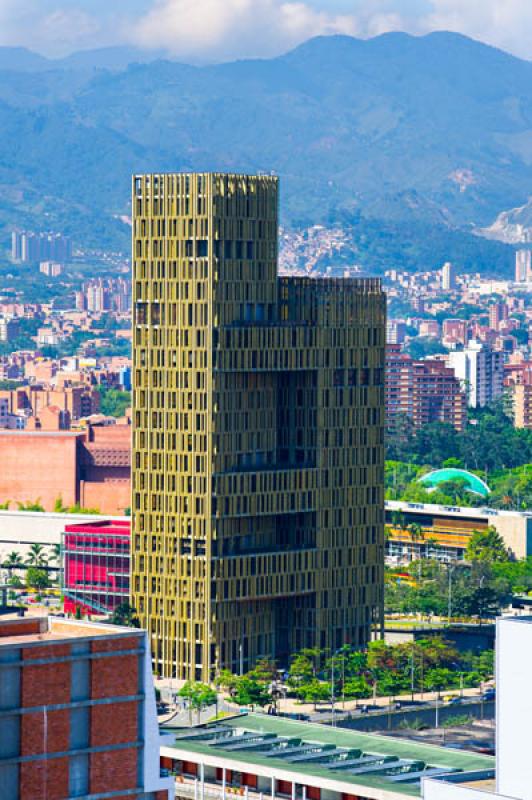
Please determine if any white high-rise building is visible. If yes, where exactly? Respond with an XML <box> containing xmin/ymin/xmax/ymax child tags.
<box><xmin>423</xmin><ymin>616</ymin><xmax>532</xmax><ymax>800</ymax></box>
<box><xmin>447</xmin><ymin>339</ymin><xmax>503</xmax><ymax>408</ymax></box>
<box><xmin>515</xmin><ymin>249</ymin><xmax>532</xmax><ymax>283</ymax></box>
<box><xmin>442</xmin><ymin>261</ymin><xmax>457</xmax><ymax>290</ymax></box>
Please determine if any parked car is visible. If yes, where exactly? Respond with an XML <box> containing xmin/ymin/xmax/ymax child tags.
<box><xmin>446</xmin><ymin>696</ymin><xmax>464</xmax><ymax>706</ymax></box>
<box><xmin>481</xmin><ymin>689</ymin><xmax>496</xmax><ymax>701</ymax></box>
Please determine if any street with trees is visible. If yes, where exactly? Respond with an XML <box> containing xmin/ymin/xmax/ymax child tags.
<box><xmin>178</xmin><ymin>681</ymin><xmax>218</xmax><ymax>725</ymax></box>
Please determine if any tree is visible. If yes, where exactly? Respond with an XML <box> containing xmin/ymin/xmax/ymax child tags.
<box><xmin>50</xmin><ymin>543</ymin><xmax>61</xmax><ymax>565</ymax></box>
<box><xmin>178</xmin><ymin>681</ymin><xmax>217</xmax><ymax>724</ymax></box>
<box><xmin>408</xmin><ymin>523</ymin><xmax>425</xmax><ymax>555</ymax></box>
<box><xmin>247</xmin><ymin>658</ymin><xmax>277</xmax><ymax>684</ymax></box>
<box><xmin>2</xmin><ymin>551</ymin><xmax>23</xmax><ymax>572</ymax></box>
<box><xmin>297</xmin><ymin>679</ymin><xmax>330</xmax><ymax>709</ymax></box>
<box><xmin>466</xmin><ymin>527</ymin><xmax>510</xmax><ymax>564</ymax></box>
<box><xmin>25</xmin><ymin>543</ymin><xmax>49</xmax><ymax>567</ymax></box>
<box><xmin>97</xmin><ymin>387</ymin><xmax>131</xmax><ymax>418</ymax></box>
<box><xmin>108</xmin><ymin>602</ymin><xmax>140</xmax><ymax>628</ymax></box>
<box><xmin>217</xmin><ymin>669</ymin><xmax>239</xmax><ymax>694</ymax></box>
<box><xmin>233</xmin><ymin>677</ymin><xmax>271</xmax><ymax>710</ymax></box>
<box><xmin>26</xmin><ymin>567</ymin><xmax>49</xmax><ymax>590</ymax></box>
<box><xmin>343</xmin><ymin>676</ymin><xmax>372</xmax><ymax>706</ymax></box>
<box><xmin>288</xmin><ymin>647</ymin><xmax>323</xmax><ymax>689</ymax></box>
<box><xmin>424</xmin><ymin>668</ymin><xmax>455</xmax><ymax>698</ymax></box>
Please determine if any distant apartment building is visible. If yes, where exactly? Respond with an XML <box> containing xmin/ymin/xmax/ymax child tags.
<box><xmin>442</xmin><ymin>318</ymin><xmax>468</xmax><ymax>346</ymax></box>
<box><xmin>418</xmin><ymin>319</ymin><xmax>440</xmax><ymax>338</ymax></box>
<box><xmin>447</xmin><ymin>339</ymin><xmax>503</xmax><ymax>408</ymax></box>
<box><xmin>505</xmin><ymin>362</ymin><xmax>532</xmax><ymax>429</ymax></box>
<box><xmin>515</xmin><ymin>248</ymin><xmax>532</xmax><ymax>282</ymax></box>
<box><xmin>441</xmin><ymin>261</ymin><xmax>457</xmax><ymax>290</ymax></box>
<box><xmin>11</xmin><ymin>230</ymin><xmax>72</xmax><ymax>263</ymax></box>
<box><xmin>37</xmin><ymin>327</ymin><xmax>62</xmax><ymax>347</ymax></box>
<box><xmin>39</xmin><ymin>260</ymin><xmax>63</xmax><ymax>277</ymax></box>
<box><xmin>62</xmin><ymin>520</ymin><xmax>131</xmax><ymax>615</ymax></box>
<box><xmin>0</xmin><ymin>317</ymin><xmax>20</xmax><ymax>342</ymax></box>
<box><xmin>386</xmin><ymin>318</ymin><xmax>407</xmax><ymax>344</ymax></box>
<box><xmin>0</xmin><ymin>384</ymin><xmax>100</xmax><ymax>428</ymax></box>
<box><xmin>0</xmin><ymin>616</ymin><xmax>174</xmax><ymax>800</ymax></box>
<box><xmin>489</xmin><ymin>301</ymin><xmax>508</xmax><ymax>331</ymax></box>
<box><xmin>386</xmin><ymin>345</ymin><xmax>466</xmax><ymax>431</ymax></box>
<box><xmin>76</xmin><ymin>278</ymin><xmax>131</xmax><ymax>313</ymax></box>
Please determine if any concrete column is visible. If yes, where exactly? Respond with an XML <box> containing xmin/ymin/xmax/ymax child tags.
<box><xmin>291</xmin><ymin>783</ymin><xmax>296</xmax><ymax>800</ymax></box>
<box><xmin>271</xmin><ymin>777</ymin><xmax>275</xmax><ymax>800</ymax></box>
<box><xmin>222</xmin><ymin>767</ymin><xmax>226</xmax><ymax>800</ymax></box>
<box><xmin>201</xmin><ymin>763</ymin><xmax>205</xmax><ymax>800</ymax></box>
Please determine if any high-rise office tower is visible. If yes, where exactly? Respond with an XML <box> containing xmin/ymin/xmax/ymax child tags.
<box><xmin>441</xmin><ymin>261</ymin><xmax>457</xmax><ymax>290</ymax></box>
<box><xmin>515</xmin><ymin>249</ymin><xmax>532</xmax><ymax>283</ymax></box>
<box><xmin>131</xmin><ymin>173</ymin><xmax>385</xmax><ymax>680</ymax></box>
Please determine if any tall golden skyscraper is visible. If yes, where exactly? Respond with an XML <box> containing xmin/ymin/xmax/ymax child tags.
<box><xmin>131</xmin><ymin>173</ymin><xmax>385</xmax><ymax>680</ymax></box>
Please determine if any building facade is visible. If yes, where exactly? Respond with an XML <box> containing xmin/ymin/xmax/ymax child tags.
<box><xmin>447</xmin><ymin>340</ymin><xmax>503</xmax><ymax>408</ymax></box>
<box><xmin>131</xmin><ymin>172</ymin><xmax>385</xmax><ymax>680</ymax></box>
<box><xmin>11</xmin><ymin>231</ymin><xmax>72</xmax><ymax>263</ymax></box>
<box><xmin>441</xmin><ymin>261</ymin><xmax>457</xmax><ymax>290</ymax></box>
<box><xmin>0</xmin><ymin>615</ymin><xmax>173</xmax><ymax>800</ymax></box>
<box><xmin>62</xmin><ymin>520</ymin><xmax>131</xmax><ymax>615</ymax></box>
<box><xmin>386</xmin><ymin>346</ymin><xmax>466</xmax><ymax>432</ymax></box>
<box><xmin>0</xmin><ymin>424</ymin><xmax>130</xmax><ymax>514</ymax></box>
<box><xmin>386</xmin><ymin>500</ymin><xmax>532</xmax><ymax>563</ymax></box>
<box><xmin>515</xmin><ymin>249</ymin><xmax>532</xmax><ymax>283</ymax></box>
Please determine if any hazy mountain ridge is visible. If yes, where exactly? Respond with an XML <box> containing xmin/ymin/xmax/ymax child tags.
<box><xmin>0</xmin><ymin>32</ymin><xmax>530</xmax><ymax>273</ymax></box>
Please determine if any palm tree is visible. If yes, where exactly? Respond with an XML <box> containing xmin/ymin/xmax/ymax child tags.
<box><xmin>50</xmin><ymin>543</ymin><xmax>61</xmax><ymax>565</ymax></box>
<box><xmin>2</xmin><ymin>551</ymin><xmax>23</xmax><ymax>573</ymax></box>
<box><xmin>408</xmin><ymin>523</ymin><xmax>425</xmax><ymax>558</ymax></box>
<box><xmin>25</xmin><ymin>543</ymin><xmax>49</xmax><ymax>567</ymax></box>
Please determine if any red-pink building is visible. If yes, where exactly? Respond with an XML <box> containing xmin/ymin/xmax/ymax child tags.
<box><xmin>62</xmin><ymin>520</ymin><xmax>130</xmax><ymax>615</ymax></box>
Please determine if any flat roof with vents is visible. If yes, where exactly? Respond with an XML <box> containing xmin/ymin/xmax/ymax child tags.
<box><xmin>162</xmin><ymin>714</ymin><xmax>494</xmax><ymax>798</ymax></box>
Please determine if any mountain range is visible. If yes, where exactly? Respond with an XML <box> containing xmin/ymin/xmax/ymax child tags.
<box><xmin>1</xmin><ymin>32</ymin><xmax>532</xmax><ymax>274</ymax></box>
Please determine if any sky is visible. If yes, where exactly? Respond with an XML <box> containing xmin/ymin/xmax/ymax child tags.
<box><xmin>1</xmin><ymin>0</ymin><xmax>532</xmax><ymax>62</ymax></box>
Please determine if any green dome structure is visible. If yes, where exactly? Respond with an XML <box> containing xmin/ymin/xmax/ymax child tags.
<box><xmin>418</xmin><ymin>468</ymin><xmax>490</xmax><ymax>498</ymax></box>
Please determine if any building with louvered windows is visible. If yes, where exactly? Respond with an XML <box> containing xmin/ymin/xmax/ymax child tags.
<box><xmin>131</xmin><ymin>173</ymin><xmax>385</xmax><ymax>680</ymax></box>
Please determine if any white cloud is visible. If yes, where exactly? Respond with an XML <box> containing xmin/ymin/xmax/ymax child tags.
<box><xmin>0</xmin><ymin>0</ymin><xmax>531</xmax><ymax>62</ymax></box>
<box><xmin>131</xmin><ymin>0</ymin><xmax>361</xmax><ymax>60</ymax></box>
<box><xmin>422</xmin><ymin>0</ymin><xmax>532</xmax><ymax>58</ymax></box>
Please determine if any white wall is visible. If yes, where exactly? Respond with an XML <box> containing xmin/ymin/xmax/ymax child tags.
<box><xmin>496</xmin><ymin>617</ymin><xmax>532</xmax><ymax>799</ymax></box>
<box><xmin>0</xmin><ymin>509</ymin><xmax>124</xmax><ymax>561</ymax></box>
<box><xmin>423</xmin><ymin>778</ymin><xmax>517</xmax><ymax>800</ymax></box>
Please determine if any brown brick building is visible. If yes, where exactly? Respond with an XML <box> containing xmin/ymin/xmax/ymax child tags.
<box><xmin>386</xmin><ymin>345</ymin><xmax>466</xmax><ymax>431</ymax></box>
<box><xmin>505</xmin><ymin>362</ymin><xmax>532</xmax><ymax>429</ymax></box>
<box><xmin>0</xmin><ymin>384</ymin><xmax>100</xmax><ymax>429</ymax></box>
<box><xmin>0</xmin><ymin>423</ymin><xmax>131</xmax><ymax>514</ymax></box>
<box><xmin>0</xmin><ymin>616</ymin><xmax>173</xmax><ymax>800</ymax></box>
